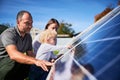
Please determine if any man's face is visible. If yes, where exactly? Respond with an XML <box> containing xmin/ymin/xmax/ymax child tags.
<box><xmin>17</xmin><ymin>13</ymin><xmax>33</xmax><ymax>33</ymax></box>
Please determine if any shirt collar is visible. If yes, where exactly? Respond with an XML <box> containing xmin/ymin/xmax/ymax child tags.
<box><xmin>14</xmin><ymin>26</ymin><xmax>22</xmax><ymax>37</ymax></box>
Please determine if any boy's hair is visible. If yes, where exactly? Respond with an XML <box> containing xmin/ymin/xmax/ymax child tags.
<box><xmin>39</xmin><ymin>30</ymin><xmax>57</xmax><ymax>43</ymax></box>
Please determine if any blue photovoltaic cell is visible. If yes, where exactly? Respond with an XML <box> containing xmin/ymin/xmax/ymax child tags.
<box><xmin>80</xmin><ymin>6</ymin><xmax>120</xmax><ymax>80</ymax></box>
<box><xmin>47</xmin><ymin>6</ymin><xmax>120</xmax><ymax>80</ymax></box>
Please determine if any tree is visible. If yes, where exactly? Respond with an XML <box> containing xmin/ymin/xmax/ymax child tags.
<box><xmin>57</xmin><ymin>21</ymin><xmax>75</xmax><ymax>37</ymax></box>
<box><xmin>0</xmin><ymin>23</ymin><xmax>14</xmax><ymax>34</ymax></box>
<box><xmin>94</xmin><ymin>0</ymin><xmax>120</xmax><ymax>22</ymax></box>
<box><xmin>94</xmin><ymin>6</ymin><xmax>113</xmax><ymax>22</ymax></box>
<box><xmin>0</xmin><ymin>24</ymin><xmax>8</xmax><ymax>34</ymax></box>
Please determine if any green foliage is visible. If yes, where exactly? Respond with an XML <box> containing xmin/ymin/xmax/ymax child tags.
<box><xmin>0</xmin><ymin>24</ymin><xmax>8</xmax><ymax>34</ymax></box>
<box><xmin>0</xmin><ymin>23</ymin><xmax>14</xmax><ymax>34</ymax></box>
<box><xmin>53</xmin><ymin>50</ymin><xmax>59</xmax><ymax>55</ymax></box>
<box><xmin>57</xmin><ymin>21</ymin><xmax>75</xmax><ymax>37</ymax></box>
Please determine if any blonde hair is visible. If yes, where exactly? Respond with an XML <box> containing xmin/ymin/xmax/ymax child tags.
<box><xmin>39</xmin><ymin>29</ymin><xmax>57</xmax><ymax>43</ymax></box>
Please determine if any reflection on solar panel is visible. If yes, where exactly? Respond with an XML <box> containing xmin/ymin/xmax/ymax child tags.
<box><xmin>47</xmin><ymin>6</ymin><xmax>120</xmax><ymax>80</ymax></box>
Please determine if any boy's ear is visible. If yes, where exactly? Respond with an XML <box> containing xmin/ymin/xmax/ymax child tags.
<box><xmin>45</xmin><ymin>38</ymin><xmax>49</xmax><ymax>43</ymax></box>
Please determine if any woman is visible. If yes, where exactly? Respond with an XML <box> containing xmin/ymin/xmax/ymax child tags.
<box><xmin>32</xmin><ymin>18</ymin><xmax>60</xmax><ymax>55</ymax></box>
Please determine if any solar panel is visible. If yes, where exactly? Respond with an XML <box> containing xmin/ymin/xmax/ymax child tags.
<box><xmin>47</xmin><ymin>6</ymin><xmax>120</xmax><ymax>80</ymax></box>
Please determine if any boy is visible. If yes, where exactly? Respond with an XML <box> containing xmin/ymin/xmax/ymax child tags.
<box><xmin>29</xmin><ymin>29</ymin><xmax>70</xmax><ymax>80</ymax></box>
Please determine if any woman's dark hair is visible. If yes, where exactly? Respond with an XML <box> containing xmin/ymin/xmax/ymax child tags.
<box><xmin>45</xmin><ymin>18</ymin><xmax>59</xmax><ymax>29</ymax></box>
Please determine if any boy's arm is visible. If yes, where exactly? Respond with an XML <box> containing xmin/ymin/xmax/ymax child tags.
<box><xmin>45</xmin><ymin>43</ymin><xmax>65</xmax><ymax>51</ymax></box>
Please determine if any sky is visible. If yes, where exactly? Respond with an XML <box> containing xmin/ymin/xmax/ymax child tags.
<box><xmin>0</xmin><ymin>0</ymin><xmax>118</xmax><ymax>33</ymax></box>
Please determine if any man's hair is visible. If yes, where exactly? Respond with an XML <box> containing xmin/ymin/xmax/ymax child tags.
<box><xmin>16</xmin><ymin>10</ymin><xmax>32</xmax><ymax>21</ymax></box>
<box><xmin>39</xmin><ymin>29</ymin><xmax>57</xmax><ymax>43</ymax></box>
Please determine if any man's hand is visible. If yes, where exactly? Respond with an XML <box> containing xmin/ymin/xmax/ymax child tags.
<box><xmin>35</xmin><ymin>60</ymin><xmax>53</xmax><ymax>71</ymax></box>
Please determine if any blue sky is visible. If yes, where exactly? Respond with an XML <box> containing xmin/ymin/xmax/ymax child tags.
<box><xmin>0</xmin><ymin>0</ymin><xmax>118</xmax><ymax>33</ymax></box>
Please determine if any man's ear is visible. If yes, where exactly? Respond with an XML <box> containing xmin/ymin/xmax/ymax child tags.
<box><xmin>17</xmin><ymin>20</ymin><xmax>19</xmax><ymax>24</ymax></box>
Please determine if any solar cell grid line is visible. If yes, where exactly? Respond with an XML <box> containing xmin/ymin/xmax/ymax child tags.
<box><xmin>85</xmin><ymin>13</ymin><xmax>120</xmax><ymax>42</ymax></box>
<box><xmin>57</xmin><ymin>8</ymin><xmax>120</xmax><ymax>64</ymax></box>
<box><xmin>85</xmin><ymin>36</ymin><xmax>120</xmax><ymax>44</ymax></box>
<box><xmin>53</xmin><ymin>6</ymin><xmax>120</xmax><ymax>62</ymax></box>
<box><xmin>95</xmin><ymin>54</ymin><xmax>120</xmax><ymax>77</ymax></box>
<box><xmin>72</xmin><ymin>9</ymin><xmax>120</xmax><ymax>64</ymax></box>
<box><xmin>46</xmin><ymin>5</ymin><xmax>120</xmax><ymax>80</ymax></box>
<box><xmin>79</xmin><ymin>10</ymin><xmax>120</xmax><ymax>43</ymax></box>
<box><xmin>90</xmin><ymin>22</ymin><xmax>120</xmax><ymax>39</ymax></box>
<box><xmin>47</xmin><ymin>51</ymin><xmax>97</xmax><ymax>80</ymax></box>
<box><xmin>68</xmin><ymin>53</ymin><xmax>97</xmax><ymax>80</ymax></box>
<box><xmin>80</xmin><ymin>8</ymin><xmax>120</xmax><ymax>80</ymax></box>
<box><xmin>84</xmin><ymin>38</ymin><xmax>117</xmax><ymax>64</ymax></box>
<box><xmin>81</xmin><ymin>11</ymin><xmax>120</xmax><ymax>63</ymax></box>
<box><xmin>83</xmin><ymin>22</ymin><xmax>120</xmax><ymax>59</ymax></box>
<box><xmin>52</xmin><ymin>8</ymin><xmax>120</xmax><ymax>65</ymax></box>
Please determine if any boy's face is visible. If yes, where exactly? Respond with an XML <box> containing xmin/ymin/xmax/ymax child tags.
<box><xmin>48</xmin><ymin>37</ymin><xmax>57</xmax><ymax>45</ymax></box>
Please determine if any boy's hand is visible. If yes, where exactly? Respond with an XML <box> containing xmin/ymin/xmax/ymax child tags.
<box><xmin>67</xmin><ymin>45</ymin><xmax>73</xmax><ymax>49</ymax></box>
<box><xmin>51</xmin><ymin>59</ymin><xmax>55</xmax><ymax>63</ymax></box>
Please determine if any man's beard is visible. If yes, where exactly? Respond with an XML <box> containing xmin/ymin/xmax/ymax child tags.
<box><xmin>22</xmin><ymin>28</ymin><xmax>31</xmax><ymax>34</ymax></box>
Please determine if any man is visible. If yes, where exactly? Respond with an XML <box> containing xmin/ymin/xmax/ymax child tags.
<box><xmin>0</xmin><ymin>10</ymin><xmax>52</xmax><ymax>80</ymax></box>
